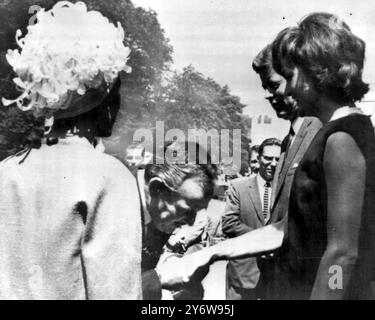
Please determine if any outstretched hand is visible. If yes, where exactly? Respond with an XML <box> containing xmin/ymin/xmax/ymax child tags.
<box><xmin>156</xmin><ymin>247</ymin><xmax>215</xmax><ymax>290</ymax></box>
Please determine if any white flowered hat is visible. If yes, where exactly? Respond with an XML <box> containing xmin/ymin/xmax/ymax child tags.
<box><xmin>2</xmin><ymin>1</ymin><xmax>131</xmax><ymax>118</ymax></box>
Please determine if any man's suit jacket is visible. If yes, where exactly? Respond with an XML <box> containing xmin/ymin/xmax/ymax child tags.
<box><xmin>269</xmin><ymin>117</ymin><xmax>322</xmax><ymax>224</ymax></box>
<box><xmin>261</xmin><ymin>116</ymin><xmax>322</xmax><ymax>300</ymax></box>
<box><xmin>222</xmin><ymin>176</ymin><xmax>264</xmax><ymax>290</ymax></box>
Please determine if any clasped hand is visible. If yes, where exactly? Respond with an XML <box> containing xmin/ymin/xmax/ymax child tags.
<box><xmin>155</xmin><ymin>247</ymin><xmax>214</xmax><ymax>290</ymax></box>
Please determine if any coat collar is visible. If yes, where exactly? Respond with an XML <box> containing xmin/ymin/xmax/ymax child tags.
<box><xmin>274</xmin><ymin>117</ymin><xmax>312</xmax><ymax>202</ymax></box>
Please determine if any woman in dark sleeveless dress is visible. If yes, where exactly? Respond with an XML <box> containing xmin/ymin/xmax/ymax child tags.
<box><xmin>271</xmin><ymin>13</ymin><xmax>375</xmax><ymax>299</ymax></box>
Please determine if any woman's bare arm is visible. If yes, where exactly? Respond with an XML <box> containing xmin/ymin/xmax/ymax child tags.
<box><xmin>310</xmin><ymin>132</ymin><xmax>365</xmax><ymax>299</ymax></box>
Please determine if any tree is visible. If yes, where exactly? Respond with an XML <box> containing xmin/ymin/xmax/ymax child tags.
<box><xmin>149</xmin><ymin>65</ymin><xmax>251</xmax><ymax>163</ymax></box>
<box><xmin>153</xmin><ymin>66</ymin><xmax>248</xmax><ymax>131</ymax></box>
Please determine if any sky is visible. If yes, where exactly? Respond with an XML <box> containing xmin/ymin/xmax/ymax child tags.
<box><xmin>132</xmin><ymin>0</ymin><xmax>375</xmax><ymax>142</ymax></box>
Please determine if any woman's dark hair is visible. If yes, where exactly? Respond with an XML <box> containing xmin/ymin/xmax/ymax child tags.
<box><xmin>144</xmin><ymin>141</ymin><xmax>218</xmax><ymax>200</ymax></box>
<box><xmin>51</xmin><ymin>77</ymin><xmax>121</xmax><ymax>141</ymax></box>
<box><xmin>252</xmin><ymin>44</ymin><xmax>273</xmax><ymax>78</ymax></box>
<box><xmin>272</xmin><ymin>12</ymin><xmax>369</xmax><ymax>103</ymax></box>
<box><xmin>271</xmin><ymin>26</ymin><xmax>299</xmax><ymax>81</ymax></box>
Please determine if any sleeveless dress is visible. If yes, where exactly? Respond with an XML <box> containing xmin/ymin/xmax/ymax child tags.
<box><xmin>281</xmin><ymin>113</ymin><xmax>375</xmax><ymax>299</ymax></box>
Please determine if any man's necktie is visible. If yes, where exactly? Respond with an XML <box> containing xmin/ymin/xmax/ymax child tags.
<box><xmin>263</xmin><ymin>181</ymin><xmax>271</xmax><ymax>223</ymax></box>
<box><xmin>279</xmin><ymin>126</ymin><xmax>295</xmax><ymax>178</ymax></box>
<box><xmin>285</xmin><ymin>126</ymin><xmax>295</xmax><ymax>155</ymax></box>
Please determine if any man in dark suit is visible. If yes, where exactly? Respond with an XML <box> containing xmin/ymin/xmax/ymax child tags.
<box><xmin>222</xmin><ymin>138</ymin><xmax>281</xmax><ymax>300</ymax></box>
<box><xmin>140</xmin><ymin>141</ymin><xmax>218</xmax><ymax>300</ymax></box>
<box><xmin>252</xmin><ymin>44</ymin><xmax>322</xmax><ymax>299</ymax></box>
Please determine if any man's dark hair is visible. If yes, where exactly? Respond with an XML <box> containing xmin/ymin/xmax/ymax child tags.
<box><xmin>252</xmin><ymin>44</ymin><xmax>273</xmax><ymax>76</ymax></box>
<box><xmin>144</xmin><ymin>141</ymin><xmax>218</xmax><ymax>200</ymax></box>
<box><xmin>258</xmin><ymin>138</ymin><xmax>281</xmax><ymax>156</ymax></box>
<box><xmin>250</xmin><ymin>145</ymin><xmax>260</xmax><ymax>154</ymax></box>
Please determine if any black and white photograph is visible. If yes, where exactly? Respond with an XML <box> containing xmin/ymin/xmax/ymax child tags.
<box><xmin>0</xmin><ymin>0</ymin><xmax>375</xmax><ymax>302</ymax></box>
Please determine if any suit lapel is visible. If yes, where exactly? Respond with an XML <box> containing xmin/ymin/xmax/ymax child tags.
<box><xmin>248</xmin><ymin>177</ymin><xmax>264</xmax><ymax>224</ymax></box>
<box><xmin>271</xmin><ymin>151</ymin><xmax>285</xmax><ymax>208</ymax></box>
<box><xmin>274</xmin><ymin>118</ymin><xmax>311</xmax><ymax>205</ymax></box>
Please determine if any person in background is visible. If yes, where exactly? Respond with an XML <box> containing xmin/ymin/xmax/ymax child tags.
<box><xmin>125</xmin><ymin>144</ymin><xmax>146</xmax><ymax>176</ymax></box>
<box><xmin>222</xmin><ymin>138</ymin><xmax>281</xmax><ymax>300</ymax></box>
<box><xmin>248</xmin><ymin>145</ymin><xmax>260</xmax><ymax>177</ymax></box>
<box><xmin>0</xmin><ymin>2</ymin><xmax>141</xmax><ymax>299</ymax></box>
<box><xmin>239</xmin><ymin>161</ymin><xmax>251</xmax><ymax>177</ymax></box>
<box><xmin>252</xmin><ymin>42</ymin><xmax>322</xmax><ymax>298</ymax></box>
<box><xmin>212</xmin><ymin>164</ymin><xmax>226</xmax><ymax>201</ymax></box>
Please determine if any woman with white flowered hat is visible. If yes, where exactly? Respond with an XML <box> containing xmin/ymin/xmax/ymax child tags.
<box><xmin>0</xmin><ymin>1</ymin><xmax>142</xmax><ymax>299</ymax></box>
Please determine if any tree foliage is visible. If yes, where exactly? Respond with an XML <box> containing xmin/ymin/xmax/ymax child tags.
<box><xmin>155</xmin><ymin>65</ymin><xmax>249</xmax><ymax>134</ymax></box>
<box><xmin>152</xmin><ymin>65</ymin><xmax>250</xmax><ymax>160</ymax></box>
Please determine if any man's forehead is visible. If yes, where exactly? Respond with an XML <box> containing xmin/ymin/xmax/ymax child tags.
<box><xmin>262</xmin><ymin>145</ymin><xmax>281</xmax><ymax>156</ymax></box>
<box><xmin>250</xmin><ymin>150</ymin><xmax>258</xmax><ymax>158</ymax></box>
<box><xmin>177</xmin><ymin>178</ymin><xmax>207</xmax><ymax>213</ymax></box>
<box><xmin>178</xmin><ymin>178</ymin><xmax>205</xmax><ymax>201</ymax></box>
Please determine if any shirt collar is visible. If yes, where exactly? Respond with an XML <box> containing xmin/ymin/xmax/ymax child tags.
<box><xmin>257</xmin><ymin>173</ymin><xmax>272</xmax><ymax>188</ymax></box>
<box><xmin>291</xmin><ymin>116</ymin><xmax>304</xmax><ymax>136</ymax></box>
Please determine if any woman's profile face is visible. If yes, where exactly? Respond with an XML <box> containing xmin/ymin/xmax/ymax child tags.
<box><xmin>285</xmin><ymin>67</ymin><xmax>318</xmax><ymax>117</ymax></box>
